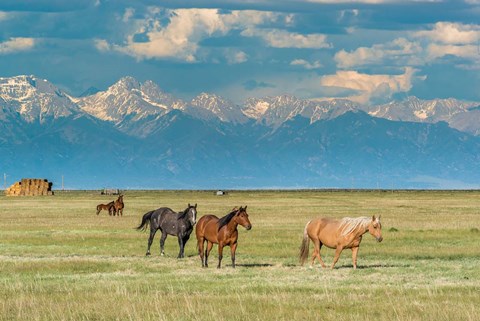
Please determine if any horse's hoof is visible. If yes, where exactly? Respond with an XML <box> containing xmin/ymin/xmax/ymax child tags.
<box><xmin>145</xmin><ymin>252</ymin><xmax>151</xmax><ymax>256</ymax></box>
<box><xmin>161</xmin><ymin>253</ymin><xmax>165</xmax><ymax>256</ymax></box>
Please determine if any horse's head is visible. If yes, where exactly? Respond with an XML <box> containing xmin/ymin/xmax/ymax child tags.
<box><xmin>186</xmin><ymin>203</ymin><xmax>197</xmax><ymax>225</ymax></box>
<box><xmin>368</xmin><ymin>215</ymin><xmax>383</xmax><ymax>242</ymax></box>
<box><xmin>234</xmin><ymin>206</ymin><xmax>252</xmax><ymax>230</ymax></box>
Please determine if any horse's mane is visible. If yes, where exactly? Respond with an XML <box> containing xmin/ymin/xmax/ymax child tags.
<box><xmin>177</xmin><ymin>207</ymin><xmax>190</xmax><ymax>220</ymax></box>
<box><xmin>217</xmin><ymin>209</ymin><xmax>238</xmax><ymax>231</ymax></box>
<box><xmin>339</xmin><ymin>217</ymin><xmax>371</xmax><ymax>237</ymax></box>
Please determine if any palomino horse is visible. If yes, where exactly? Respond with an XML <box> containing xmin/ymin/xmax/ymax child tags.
<box><xmin>136</xmin><ymin>204</ymin><xmax>197</xmax><ymax>258</ymax></box>
<box><xmin>195</xmin><ymin>206</ymin><xmax>252</xmax><ymax>268</ymax></box>
<box><xmin>299</xmin><ymin>215</ymin><xmax>383</xmax><ymax>269</ymax></box>
<box><xmin>113</xmin><ymin>195</ymin><xmax>124</xmax><ymax>216</ymax></box>
<box><xmin>96</xmin><ymin>201</ymin><xmax>115</xmax><ymax>216</ymax></box>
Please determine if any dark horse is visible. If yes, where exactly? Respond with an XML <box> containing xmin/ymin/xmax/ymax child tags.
<box><xmin>195</xmin><ymin>206</ymin><xmax>252</xmax><ymax>268</ymax></box>
<box><xmin>113</xmin><ymin>194</ymin><xmax>124</xmax><ymax>216</ymax></box>
<box><xmin>136</xmin><ymin>203</ymin><xmax>197</xmax><ymax>258</ymax></box>
<box><xmin>96</xmin><ymin>201</ymin><xmax>115</xmax><ymax>215</ymax></box>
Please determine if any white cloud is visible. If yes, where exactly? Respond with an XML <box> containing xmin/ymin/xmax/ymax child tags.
<box><xmin>290</xmin><ymin>59</ymin><xmax>323</xmax><ymax>69</ymax></box>
<box><xmin>319</xmin><ymin>67</ymin><xmax>419</xmax><ymax>104</ymax></box>
<box><xmin>225</xmin><ymin>50</ymin><xmax>248</xmax><ymax>64</ymax></box>
<box><xmin>414</xmin><ymin>22</ymin><xmax>480</xmax><ymax>45</ymax></box>
<box><xmin>107</xmin><ymin>8</ymin><xmax>281</xmax><ymax>62</ymax></box>
<box><xmin>94</xmin><ymin>39</ymin><xmax>110</xmax><ymax>52</ymax></box>
<box><xmin>123</xmin><ymin>8</ymin><xmax>135</xmax><ymax>23</ymax></box>
<box><xmin>241</xmin><ymin>28</ymin><xmax>331</xmax><ymax>49</ymax></box>
<box><xmin>0</xmin><ymin>37</ymin><xmax>35</xmax><ymax>54</ymax></box>
<box><xmin>426</xmin><ymin>43</ymin><xmax>479</xmax><ymax>61</ymax></box>
<box><xmin>334</xmin><ymin>22</ymin><xmax>480</xmax><ymax>69</ymax></box>
<box><xmin>335</xmin><ymin>38</ymin><xmax>422</xmax><ymax>68</ymax></box>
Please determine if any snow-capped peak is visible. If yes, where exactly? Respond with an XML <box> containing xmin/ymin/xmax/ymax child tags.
<box><xmin>77</xmin><ymin>77</ymin><xmax>185</xmax><ymax>124</ymax></box>
<box><xmin>0</xmin><ymin>75</ymin><xmax>78</xmax><ymax>123</ymax></box>
<box><xmin>188</xmin><ymin>92</ymin><xmax>247</xmax><ymax>123</ymax></box>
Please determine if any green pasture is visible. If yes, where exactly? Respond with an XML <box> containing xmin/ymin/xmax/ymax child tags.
<box><xmin>1</xmin><ymin>190</ymin><xmax>479</xmax><ymax>320</ymax></box>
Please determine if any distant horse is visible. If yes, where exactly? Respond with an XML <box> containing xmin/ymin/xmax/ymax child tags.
<box><xmin>136</xmin><ymin>204</ymin><xmax>197</xmax><ymax>258</ymax></box>
<box><xmin>195</xmin><ymin>206</ymin><xmax>252</xmax><ymax>268</ymax></box>
<box><xmin>113</xmin><ymin>195</ymin><xmax>124</xmax><ymax>216</ymax></box>
<box><xmin>299</xmin><ymin>215</ymin><xmax>383</xmax><ymax>269</ymax></box>
<box><xmin>96</xmin><ymin>201</ymin><xmax>115</xmax><ymax>216</ymax></box>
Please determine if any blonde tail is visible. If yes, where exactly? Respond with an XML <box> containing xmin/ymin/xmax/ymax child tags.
<box><xmin>299</xmin><ymin>220</ymin><xmax>311</xmax><ymax>265</ymax></box>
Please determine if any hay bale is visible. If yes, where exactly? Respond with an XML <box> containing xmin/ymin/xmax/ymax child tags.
<box><xmin>5</xmin><ymin>178</ymin><xmax>54</xmax><ymax>197</ymax></box>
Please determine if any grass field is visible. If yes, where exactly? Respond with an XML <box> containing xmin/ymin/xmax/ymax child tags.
<box><xmin>1</xmin><ymin>190</ymin><xmax>479</xmax><ymax>320</ymax></box>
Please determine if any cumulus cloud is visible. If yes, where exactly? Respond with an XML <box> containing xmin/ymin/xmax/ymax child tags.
<box><xmin>319</xmin><ymin>67</ymin><xmax>419</xmax><ymax>104</ymax></box>
<box><xmin>105</xmin><ymin>8</ymin><xmax>281</xmax><ymax>62</ymax></box>
<box><xmin>122</xmin><ymin>8</ymin><xmax>135</xmax><ymax>23</ymax></box>
<box><xmin>335</xmin><ymin>38</ymin><xmax>422</xmax><ymax>69</ymax></box>
<box><xmin>414</xmin><ymin>22</ymin><xmax>480</xmax><ymax>45</ymax></box>
<box><xmin>426</xmin><ymin>43</ymin><xmax>479</xmax><ymax>61</ymax></box>
<box><xmin>94</xmin><ymin>39</ymin><xmax>110</xmax><ymax>52</ymax></box>
<box><xmin>241</xmin><ymin>28</ymin><xmax>331</xmax><ymax>49</ymax></box>
<box><xmin>225</xmin><ymin>49</ymin><xmax>248</xmax><ymax>64</ymax></box>
<box><xmin>0</xmin><ymin>37</ymin><xmax>35</xmax><ymax>54</ymax></box>
<box><xmin>290</xmin><ymin>59</ymin><xmax>323</xmax><ymax>69</ymax></box>
<box><xmin>334</xmin><ymin>22</ymin><xmax>480</xmax><ymax>69</ymax></box>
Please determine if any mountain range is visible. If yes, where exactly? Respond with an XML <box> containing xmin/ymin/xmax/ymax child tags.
<box><xmin>1</xmin><ymin>75</ymin><xmax>480</xmax><ymax>189</ymax></box>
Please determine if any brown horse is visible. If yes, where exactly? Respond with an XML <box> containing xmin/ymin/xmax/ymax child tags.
<box><xmin>299</xmin><ymin>215</ymin><xmax>383</xmax><ymax>269</ymax></box>
<box><xmin>96</xmin><ymin>201</ymin><xmax>115</xmax><ymax>215</ymax></box>
<box><xmin>195</xmin><ymin>206</ymin><xmax>252</xmax><ymax>268</ymax></box>
<box><xmin>113</xmin><ymin>195</ymin><xmax>124</xmax><ymax>216</ymax></box>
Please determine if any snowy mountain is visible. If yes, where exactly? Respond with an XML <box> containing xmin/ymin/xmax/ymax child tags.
<box><xmin>243</xmin><ymin>95</ymin><xmax>362</xmax><ymax>127</ymax></box>
<box><xmin>2</xmin><ymin>74</ymin><xmax>480</xmax><ymax>189</ymax></box>
<box><xmin>368</xmin><ymin>96</ymin><xmax>477</xmax><ymax>123</ymax></box>
<box><xmin>186</xmin><ymin>93</ymin><xmax>248</xmax><ymax>124</ymax></box>
<box><xmin>0</xmin><ymin>75</ymin><xmax>79</xmax><ymax>123</ymax></box>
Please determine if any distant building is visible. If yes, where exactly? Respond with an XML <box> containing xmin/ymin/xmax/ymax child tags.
<box><xmin>216</xmin><ymin>190</ymin><xmax>227</xmax><ymax>196</ymax></box>
<box><xmin>101</xmin><ymin>188</ymin><xmax>120</xmax><ymax>195</ymax></box>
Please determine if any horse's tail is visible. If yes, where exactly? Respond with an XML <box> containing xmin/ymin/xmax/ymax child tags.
<box><xmin>136</xmin><ymin>211</ymin><xmax>154</xmax><ymax>231</ymax></box>
<box><xmin>299</xmin><ymin>220</ymin><xmax>311</xmax><ymax>266</ymax></box>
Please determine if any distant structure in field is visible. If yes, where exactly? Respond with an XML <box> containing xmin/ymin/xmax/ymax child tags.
<box><xmin>101</xmin><ymin>188</ymin><xmax>120</xmax><ymax>195</ymax></box>
<box><xmin>216</xmin><ymin>190</ymin><xmax>227</xmax><ymax>196</ymax></box>
<box><xmin>5</xmin><ymin>178</ymin><xmax>54</xmax><ymax>196</ymax></box>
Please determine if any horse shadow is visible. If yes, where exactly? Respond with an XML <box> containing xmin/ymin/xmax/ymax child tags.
<box><xmin>229</xmin><ymin>263</ymin><xmax>274</xmax><ymax>268</ymax></box>
<box><xmin>335</xmin><ymin>263</ymin><xmax>408</xmax><ymax>269</ymax></box>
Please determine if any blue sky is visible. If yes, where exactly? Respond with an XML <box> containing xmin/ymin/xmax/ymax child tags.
<box><xmin>1</xmin><ymin>0</ymin><xmax>479</xmax><ymax>104</ymax></box>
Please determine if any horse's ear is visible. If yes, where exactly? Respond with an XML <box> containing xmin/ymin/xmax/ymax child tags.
<box><xmin>244</xmin><ymin>205</ymin><xmax>247</xmax><ymax>211</ymax></box>
<box><xmin>372</xmin><ymin>215</ymin><xmax>376</xmax><ymax>221</ymax></box>
<box><xmin>378</xmin><ymin>215</ymin><xmax>381</xmax><ymax>221</ymax></box>
<box><xmin>194</xmin><ymin>203</ymin><xmax>197</xmax><ymax>208</ymax></box>
<box><xmin>188</xmin><ymin>203</ymin><xmax>191</xmax><ymax>207</ymax></box>
<box><xmin>238</xmin><ymin>206</ymin><xmax>243</xmax><ymax>212</ymax></box>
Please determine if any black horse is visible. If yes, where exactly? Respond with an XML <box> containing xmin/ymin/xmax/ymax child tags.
<box><xmin>136</xmin><ymin>203</ymin><xmax>197</xmax><ymax>258</ymax></box>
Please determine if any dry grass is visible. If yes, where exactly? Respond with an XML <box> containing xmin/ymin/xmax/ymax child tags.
<box><xmin>1</xmin><ymin>190</ymin><xmax>479</xmax><ymax>320</ymax></box>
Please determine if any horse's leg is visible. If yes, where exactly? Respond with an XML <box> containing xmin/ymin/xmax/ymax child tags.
<box><xmin>217</xmin><ymin>243</ymin><xmax>224</xmax><ymax>269</ymax></box>
<box><xmin>205</xmin><ymin>241</ymin><xmax>214</xmax><ymax>268</ymax></box>
<box><xmin>160</xmin><ymin>231</ymin><xmax>167</xmax><ymax>256</ymax></box>
<box><xmin>146</xmin><ymin>228</ymin><xmax>157</xmax><ymax>256</ymax></box>
<box><xmin>311</xmin><ymin>238</ymin><xmax>324</xmax><ymax>267</ymax></box>
<box><xmin>316</xmin><ymin>242</ymin><xmax>327</xmax><ymax>268</ymax></box>
<box><xmin>198</xmin><ymin>237</ymin><xmax>205</xmax><ymax>267</ymax></box>
<box><xmin>331</xmin><ymin>246</ymin><xmax>344</xmax><ymax>269</ymax></box>
<box><xmin>230</xmin><ymin>242</ymin><xmax>237</xmax><ymax>268</ymax></box>
<box><xmin>351</xmin><ymin>247</ymin><xmax>359</xmax><ymax>269</ymax></box>
<box><xmin>179</xmin><ymin>234</ymin><xmax>190</xmax><ymax>259</ymax></box>
<box><xmin>177</xmin><ymin>235</ymin><xmax>184</xmax><ymax>259</ymax></box>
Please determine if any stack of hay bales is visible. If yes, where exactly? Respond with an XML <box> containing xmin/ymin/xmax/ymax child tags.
<box><xmin>5</xmin><ymin>178</ymin><xmax>54</xmax><ymax>196</ymax></box>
